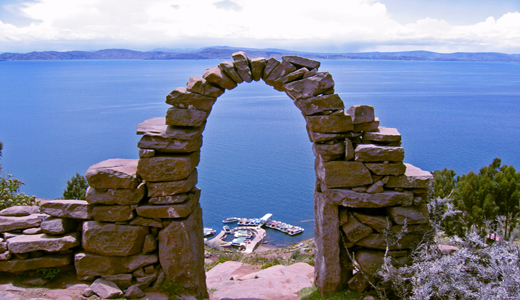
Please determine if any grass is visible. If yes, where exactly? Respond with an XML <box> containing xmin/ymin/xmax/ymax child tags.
<box><xmin>299</xmin><ymin>285</ymin><xmax>365</xmax><ymax>300</ymax></box>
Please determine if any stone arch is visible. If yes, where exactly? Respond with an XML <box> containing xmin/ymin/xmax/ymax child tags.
<box><xmin>81</xmin><ymin>52</ymin><xmax>433</xmax><ymax>298</ymax></box>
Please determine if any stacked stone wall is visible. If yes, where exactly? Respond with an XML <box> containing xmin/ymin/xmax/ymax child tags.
<box><xmin>1</xmin><ymin>52</ymin><xmax>433</xmax><ymax>296</ymax></box>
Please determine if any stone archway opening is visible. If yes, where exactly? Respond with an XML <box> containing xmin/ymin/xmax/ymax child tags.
<box><xmin>79</xmin><ymin>52</ymin><xmax>433</xmax><ymax>298</ymax></box>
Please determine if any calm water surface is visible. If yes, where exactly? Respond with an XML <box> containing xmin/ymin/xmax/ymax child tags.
<box><xmin>1</xmin><ymin>59</ymin><xmax>519</xmax><ymax>246</ymax></box>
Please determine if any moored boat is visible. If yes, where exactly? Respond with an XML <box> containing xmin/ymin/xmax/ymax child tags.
<box><xmin>222</xmin><ymin>217</ymin><xmax>240</xmax><ymax>223</ymax></box>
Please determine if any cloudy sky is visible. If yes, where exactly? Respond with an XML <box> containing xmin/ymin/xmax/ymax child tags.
<box><xmin>1</xmin><ymin>0</ymin><xmax>519</xmax><ymax>54</ymax></box>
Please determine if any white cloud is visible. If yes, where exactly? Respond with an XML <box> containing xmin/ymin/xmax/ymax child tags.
<box><xmin>0</xmin><ymin>0</ymin><xmax>519</xmax><ymax>53</ymax></box>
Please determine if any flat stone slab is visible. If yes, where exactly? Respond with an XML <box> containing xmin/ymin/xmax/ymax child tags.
<box><xmin>165</xmin><ymin>107</ymin><xmax>209</xmax><ymax>127</ymax></box>
<box><xmin>387</xmin><ymin>204</ymin><xmax>429</xmax><ymax>225</ymax></box>
<box><xmin>136</xmin><ymin>117</ymin><xmax>204</xmax><ymax>140</ymax></box>
<box><xmin>0</xmin><ymin>253</ymin><xmax>73</xmax><ymax>273</ymax></box>
<box><xmin>356</xmin><ymin>233</ymin><xmax>422</xmax><ymax>250</ymax></box>
<box><xmin>41</xmin><ymin>217</ymin><xmax>78</xmax><ymax>235</ymax></box>
<box><xmin>363</xmin><ymin>127</ymin><xmax>401</xmax><ymax>143</ymax></box>
<box><xmin>282</xmin><ymin>55</ymin><xmax>321</xmax><ymax>69</ymax></box>
<box><xmin>165</xmin><ymin>87</ymin><xmax>216</xmax><ymax>111</ymax></box>
<box><xmin>146</xmin><ymin>170</ymin><xmax>197</xmax><ymax>197</ymax></box>
<box><xmin>136</xmin><ymin>190</ymin><xmax>199</xmax><ymax>219</ymax></box>
<box><xmin>82</xmin><ymin>221</ymin><xmax>149</xmax><ymax>256</ymax></box>
<box><xmin>7</xmin><ymin>232</ymin><xmax>80</xmax><ymax>253</ymax></box>
<box><xmin>386</xmin><ymin>163</ymin><xmax>433</xmax><ymax>189</ymax></box>
<box><xmin>365</xmin><ymin>162</ymin><xmax>406</xmax><ymax>176</ymax></box>
<box><xmin>325</xmin><ymin>189</ymin><xmax>413</xmax><ymax>208</ymax></box>
<box><xmin>316</xmin><ymin>160</ymin><xmax>373</xmax><ymax>188</ymax></box>
<box><xmin>90</xmin><ymin>279</ymin><xmax>123</xmax><ymax>299</ymax></box>
<box><xmin>75</xmin><ymin>251</ymin><xmax>158</xmax><ymax>276</ymax></box>
<box><xmin>0</xmin><ymin>206</ymin><xmax>39</xmax><ymax>216</ymax></box>
<box><xmin>137</xmin><ymin>134</ymin><xmax>202</xmax><ymax>153</ymax></box>
<box><xmin>305</xmin><ymin>113</ymin><xmax>353</xmax><ymax>133</ymax></box>
<box><xmin>86</xmin><ymin>182</ymin><xmax>146</xmax><ymax>205</ymax></box>
<box><xmin>353</xmin><ymin>212</ymin><xmax>392</xmax><ymax>233</ymax></box>
<box><xmin>137</xmin><ymin>152</ymin><xmax>199</xmax><ymax>182</ymax></box>
<box><xmin>0</xmin><ymin>214</ymin><xmax>47</xmax><ymax>233</ymax></box>
<box><xmin>86</xmin><ymin>159</ymin><xmax>140</xmax><ymax>189</ymax></box>
<box><xmin>92</xmin><ymin>205</ymin><xmax>135</xmax><ymax>222</ymax></box>
<box><xmin>347</xmin><ymin>105</ymin><xmax>375</xmax><ymax>124</ymax></box>
<box><xmin>284</xmin><ymin>72</ymin><xmax>334</xmax><ymax>99</ymax></box>
<box><xmin>40</xmin><ymin>200</ymin><xmax>93</xmax><ymax>219</ymax></box>
<box><xmin>355</xmin><ymin>250</ymin><xmax>384</xmax><ymax>275</ymax></box>
<box><xmin>355</xmin><ymin>144</ymin><xmax>404</xmax><ymax>162</ymax></box>
<box><xmin>341</xmin><ymin>213</ymin><xmax>373</xmax><ymax>243</ymax></box>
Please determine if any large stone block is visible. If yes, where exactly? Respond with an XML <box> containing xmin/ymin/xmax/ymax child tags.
<box><xmin>149</xmin><ymin>188</ymin><xmax>199</xmax><ymax>205</ymax></box>
<box><xmin>219</xmin><ymin>61</ymin><xmax>243</xmax><ymax>83</ymax></box>
<box><xmin>92</xmin><ymin>205</ymin><xmax>135</xmax><ymax>222</ymax></box>
<box><xmin>86</xmin><ymin>182</ymin><xmax>146</xmax><ymax>205</ymax></box>
<box><xmin>355</xmin><ymin>249</ymin><xmax>384</xmax><ymax>275</ymax></box>
<box><xmin>129</xmin><ymin>216</ymin><xmax>163</xmax><ymax>228</ymax></box>
<box><xmin>40</xmin><ymin>200</ymin><xmax>93</xmax><ymax>219</ymax></box>
<box><xmin>264</xmin><ymin>60</ymin><xmax>296</xmax><ymax>85</ymax></box>
<box><xmin>202</xmin><ymin>65</ymin><xmax>237</xmax><ymax>90</ymax></box>
<box><xmin>355</xmin><ymin>144</ymin><xmax>405</xmax><ymax>162</ymax></box>
<box><xmin>273</xmin><ymin>67</ymin><xmax>308</xmax><ymax>91</ymax></box>
<box><xmin>312</xmin><ymin>141</ymin><xmax>345</xmax><ymax>161</ymax></box>
<box><xmin>165</xmin><ymin>87</ymin><xmax>216</xmax><ymax>112</ymax></box>
<box><xmin>314</xmin><ymin>192</ymin><xmax>343</xmax><ymax>293</ymax></box>
<box><xmin>363</xmin><ymin>127</ymin><xmax>401</xmax><ymax>143</ymax></box>
<box><xmin>137</xmin><ymin>134</ymin><xmax>202</xmax><ymax>153</ymax></box>
<box><xmin>41</xmin><ymin>217</ymin><xmax>78</xmax><ymax>235</ymax></box>
<box><xmin>386</xmin><ymin>163</ymin><xmax>433</xmax><ymax>189</ymax></box>
<box><xmin>7</xmin><ymin>232</ymin><xmax>80</xmax><ymax>253</ymax></box>
<box><xmin>0</xmin><ymin>206</ymin><xmax>39</xmax><ymax>216</ymax></box>
<box><xmin>146</xmin><ymin>169</ymin><xmax>197</xmax><ymax>197</ymax></box>
<box><xmin>136</xmin><ymin>117</ymin><xmax>204</xmax><ymax>140</ymax></box>
<box><xmin>137</xmin><ymin>152</ymin><xmax>199</xmax><ymax>182</ymax></box>
<box><xmin>90</xmin><ymin>279</ymin><xmax>123</xmax><ymax>299</ymax></box>
<box><xmin>356</xmin><ymin>233</ymin><xmax>422</xmax><ymax>250</ymax></box>
<box><xmin>75</xmin><ymin>251</ymin><xmax>158</xmax><ymax>276</ymax></box>
<box><xmin>0</xmin><ymin>253</ymin><xmax>72</xmax><ymax>273</ymax></box>
<box><xmin>347</xmin><ymin>105</ymin><xmax>375</xmax><ymax>124</ymax></box>
<box><xmin>324</xmin><ymin>189</ymin><xmax>413</xmax><ymax>208</ymax></box>
<box><xmin>159</xmin><ymin>206</ymin><xmax>208</xmax><ymax>298</ymax></box>
<box><xmin>262</xmin><ymin>57</ymin><xmax>280</xmax><ymax>79</ymax></box>
<box><xmin>305</xmin><ymin>113</ymin><xmax>353</xmax><ymax>133</ymax></box>
<box><xmin>82</xmin><ymin>221</ymin><xmax>149</xmax><ymax>256</ymax></box>
<box><xmin>316</xmin><ymin>159</ymin><xmax>373</xmax><ymax>188</ymax></box>
<box><xmin>386</xmin><ymin>204</ymin><xmax>429</xmax><ymax>225</ymax></box>
<box><xmin>165</xmin><ymin>107</ymin><xmax>209</xmax><ymax>127</ymax></box>
<box><xmin>250</xmin><ymin>57</ymin><xmax>266</xmax><ymax>81</ymax></box>
<box><xmin>86</xmin><ymin>159</ymin><xmax>140</xmax><ymax>189</ymax></box>
<box><xmin>353</xmin><ymin>212</ymin><xmax>392</xmax><ymax>232</ymax></box>
<box><xmin>232</xmin><ymin>51</ymin><xmax>253</xmax><ymax>83</ymax></box>
<box><xmin>186</xmin><ymin>76</ymin><xmax>225</xmax><ymax>97</ymax></box>
<box><xmin>282</xmin><ymin>55</ymin><xmax>321</xmax><ymax>69</ymax></box>
<box><xmin>365</xmin><ymin>162</ymin><xmax>406</xmax><ymax>176</ymax></box>
<box><xmin>294</xmin><ymin>94</ymin><xmax>345</xmax><ymax>116</ymax></box>
<box><xmin>284</xmin><ymin>72</ymin><xmax>334</xmax><ymax>99</ymax></box>
<box><xmin>0</xmin><ymin>214</ymin><xmax>47</xmax><ymax>233</ymax></box>
<box><xmin>353</xmin><ymin>118</ymin><xmax>380</xmax><ymax>132</ymax></box>
<box><xmin>136</xmin><ymin>189</ymin><xmax>199</xmax><ymax>219</ymax></box>
<box><xmin>341</xmin><ymin>213</ymin><xmax>373</xmax><ymax>243</ymax></box>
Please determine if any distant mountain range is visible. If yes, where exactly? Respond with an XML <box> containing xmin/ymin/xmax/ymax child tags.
<box><xmin>1</xmin><ymin>46</ymin><xmax>519</xmax><ymax>62</ymax></box>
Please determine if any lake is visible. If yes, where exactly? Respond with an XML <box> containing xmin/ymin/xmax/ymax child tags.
<box><xmin>1</xmin><ymin>59</ymin><xmax>519</xmax><ymax>246</ymax></box>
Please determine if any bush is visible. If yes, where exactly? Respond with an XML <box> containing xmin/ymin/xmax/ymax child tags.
<box><xmin>61</xmin><ymin>173</ymin><xmax>88</xmax><ymax>200</ymax></box>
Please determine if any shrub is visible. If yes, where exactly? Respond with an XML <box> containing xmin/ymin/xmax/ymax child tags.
<box><xmin>61</xmin><ymin>173</ymin><xmax>88</xmax><ymax>200</ymax></box>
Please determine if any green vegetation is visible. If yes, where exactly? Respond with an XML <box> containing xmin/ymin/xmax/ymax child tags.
<box><xmin>0</xmin><ymin>140</ymin><xmax>38</xmax><ymax>210</ymax></box>
<box><xmin>60</xmin><ymin>173</ymin><xmax>88</xmax><ymax>200</ymax></box>
<box><xmin>158</xmin><ymin>276</ymin><xmax>188</xmax><ymax>300</ymax></box>
<box><xmin>36</xmin><ymin>267</ymin><xmax>60</xmax><ymax>282</ymax></box>
<box><xmin>299</xmin><ymin>286</ymin><xmax>364</xmax><ymax>300</ymax></box>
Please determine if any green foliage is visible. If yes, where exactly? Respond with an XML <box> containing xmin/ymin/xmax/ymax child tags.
<box><xmin>61</xmin><ymin>173</ymin><xmax>88</xmax><ymax>200</ymax></box>
<box><xmin>431</xmin><ymin>168</ymin><xmax>456</xmax><ymax>198</ymax></box>
<box><xmin>158</xmin><ymin>276</ymin><xmax>186</xmax><ymax>300</ymax></box>
<box><xmin>299</xmin><ymin>285</ymin><xmax>364</xmax><ymax>300</ymax></box>
<box><xmin>37</xmin><ymin>267</ymin><xmax>60</xmax><ymax>282</ymax></box>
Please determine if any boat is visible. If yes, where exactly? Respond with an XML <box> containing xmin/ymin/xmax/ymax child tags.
<box><xmin>231</xmin><ymin>237</ymin><xmax>247</xmax><ymax>246</ymax></box>
<box><xmin>203</xmin><ymin>228</ymin><xmax>216</xmax><ymax>237</ymax></box>
<box><xmin>238</xmin><ymin>218</ymin><xmax>247</xmax><ymax>225</ymax></box>
<box><xmin>259</xmin><ymin>213</ymin><xmax>272</xmax><ymax>225</ymax></box>
<box><xmin>223</xmin><ymin>225</ymin><xmax>231</xmax><ymax>233</ymax></box>
<box><xmin>234</xmin><ymin>229</ymin><xmax>253</xmax><ymax>238</ymax></box>
<box><xmin>288</xmin><ymin>227</ymin><xmax>304</xmax><ymax>236</ymax></box>
<box><xmin>222</xmin><ymin>217</ymin><xmax>240</xmax><ymax>223</ymax></box>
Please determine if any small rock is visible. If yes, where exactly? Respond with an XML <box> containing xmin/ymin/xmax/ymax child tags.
<box><xmin>82</xmin><ymin>287</ymin><xmax>94</xmax><ymax>297</ymax></box>
<box><xmin>90</xmin><ymin>279</ymin><xmax>123</xmax><ymax>299</ymax></box>
<box><xmin>124</xmin><ymin>285</ymin><xmax>146</xmax><ymax>298</ymax></box>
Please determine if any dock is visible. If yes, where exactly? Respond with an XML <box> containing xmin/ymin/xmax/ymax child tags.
<box><xmin>241</xmin><ymin>226</ymin><xmax>266</xmax><ymax>254</ymax></box>
<box><xmin>204</xmin><ymin>230</ymin><xmax>228</xmax><ymax>249</ymax></box>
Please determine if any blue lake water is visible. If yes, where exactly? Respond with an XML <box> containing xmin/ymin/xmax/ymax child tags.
<box><xmin>1</xmin><ymin>59</ymin><xmax>519</xmax><ymax>246</ymax></box>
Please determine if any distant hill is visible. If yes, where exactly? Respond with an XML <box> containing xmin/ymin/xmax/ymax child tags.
<box><xmin>1</xmin><ymin>47</ymin><xmax>519</xmax><ymax>62</ymax></box>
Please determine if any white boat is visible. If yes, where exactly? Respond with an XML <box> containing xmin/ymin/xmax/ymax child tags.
<box><xmin>203</xmin><ymin>228</ymin><xmax>216</xmax><ymax>237</ymax></box>
<box><xmin>222</xmin><ymin>217</ymin><xmax>240</xmax><ymax>223</ymax></box>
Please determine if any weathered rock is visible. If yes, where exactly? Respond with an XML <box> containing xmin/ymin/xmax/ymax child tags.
<box><xmin>363</xmin><ymin>127</ymin><xmax>401</xmax><ymax>143</ymax></box>
<box><xmin>202</xmin><ymin>65</ymin><xmax>237</xmax><ymax>90</ymax></box>
<box><xmin>74</xmin><ymin>251</ymin><xmax>158</xmax><ymax>276</ymax></box>
<box><xmin>86</xmin><ymin>159</ymin><xmax>140</xmax><ymax>189</ymax></box>
<box><xmin>307</xmin><ymin>127</ymin><xmax>352</xmax><ymax>143</ymax></box>
<box><xmin>142</xmin><ymin>234</ymin><xmax>157</xmax><ymax>254</ymax></box>
<box><xmin>136</xmin><ymin>117</ymin><xmax>204</xmax><ymax>140</ymax></box>
<box><xmin>305</xmin><ymin>113</ymin><xmax>353</xmax><ymax>133</ymax></box>
<box><xmin>341</xmin><ymin>213</ymin><xmax>373</xmax><ymax>243</ymax></box>
<box><xmin>391</xmin><ymin>224</ymin><xmax>431</xmax><ymax>235</ymax></box>
<box><xmin>294</xmin><ymin>94</ymin><xmax>345</xmax><ymax>116</ymax></box>
<box><xmin>137</xmin><ymin>134</ymin><xmax>202</xmax><ymax>153</ymax></box>
<box><xmin>367</xmin><ymin>181</ymin><xmax>384</xmax><ymax>194</ymax></box>
<box><xmin>40</xmin><ymin>200</ymin><xmax>93</xmax><ymax>220</ymax></box>
<box><xmin>0</xmin><ymin>206</ymin><xmax>39</xmax><ymax>216</ymax></box>
<box><xmin>386</xmin><ymin>163</ymin><xmax>433</xmax><ymax>189</ymax></box>
<box><xmin>353</xmin><ymin>118</ymin><xmax>380</xmax><ymax>132</ymax></box>
<box><xmin>356</xmin><ymin>249</ymin><xmax>385</xmax><ymax>275</ymax></box>
<box><xmin>86</xmin><ymin>182</ymin><xmax>146</xmax><ymax>205</ymax></box>
<box><xmin>165</xmin><ymin>87</ymin><xmax>216</xmax><ymax>111</ymax></box>
<box><xmin>314</xmin><ymin>192</ymin><xmax>342</xmax><ymax>293</ymax></box>
<box><xmin>0</xmin><ymin>241</ymin><xmax>6</xmax><ymax>252</ymax></box>
<box><xmin>356</xmin><ymin>233</ymin><xmax>422</xmax><ymax>250</ymax></box>
<box><xmin>347</xmin><ymin>105</ymin><xmax>375</xmax><ymax>124</ymax></box>
<box><xmin>7</xmin><ymin>232</ymin><xmax>80</xmax><ymax>253</ymax></box>
<box><xmin>282</xmin><ymin>55</ymin><xmax>321</xmax><ymax>69</ymax></box>
<box><xmin>339</xmin><ymin>208</ymin><xmax>349</xmax><ymax>226</ymax></box>
<box><xmin>387</xmin><ymin>204</ymin><xmax>429</xmax><ymax>225</ymax></box>
<box><xmin>165</xmin><ymin>107</ymin><xmax>209</xmax><ymax>127</ymax></box>
<box><xmin>262</xmin><ymin>57</ymin><xmax>280</xmax><ymax>79</ymax></box>
<box><xmin>312</xmin><ymin>141</ymin><xmax>345</xmax><ymax>161</ymax></box>
<box><xmin>90</xmin><ymin>279</ymin><xmax>123</xmax><ymax>299</ymax></box>
<box><xmin>139</xmin><ymin>149</ymin><xmax>155</xmax><ymax>157</ymax></box>
<box><xmin>0</xmin><ymin>214</ymin><xmax>47</xmax><ymax>232</ymax></box>
<box><xmin>365</xmin><ymin>162</ymin><xmax>406</xmax><ymax>176</ymax></box>
<box><xmin>149</xmin><ymin>188</ymin><xmax>199</xmax><ymax>204</ymax></box>
<box><xmin>159</xmin><ymin>206</ymin><xmax>208</xmax><ymax>298</ymax></box>
<box><xmin>101</xmin><ymin>274</ymin><xmax>133</xmax><ymax>289</ymax></box>
<box><xmin>146</xmin><ymin>169</ymin><xmax>197</xmax><ymax>197</ymax></box>
<box><xmin>0</xmin><ymin>253</ymin><xmax>72</xmax><ymax>273</ymax></box>
<box><xmin>144</xmin><ymin>265</ymin><xmax>155</xmax><ymax>274</ymax></box>
<box><xmin>137</xmin><ymin>152</ymin><xmax>199</xmax><ymax>182</ymax></box>
<box><xmin>219</xmin><ymin>61</ymin><xmax>243</xmax><ymax>84</ymax></box>
<box><xmin>325</xmin><ymin>189</ymin><xmax>413</xmax><ymax>208</ymax></box>
<box><xmin>232</xmin><ymin>51</ymin><xmax>253</xmax><ymax>83</ymax></box>
<box><xmin>92</xmin><ymin>205</ymin><xmax>135</xmax><ymax>222</ymax></box>
<box><xmin>284</xmin><ymin>72</ymin><xmax>335</xmax><ymax>99</ymax></box>
<box><xmin>124</xmin><ymin>285</ymin><xmax>145</xmax><ymax>298</ymax></box>
<box><xmin>135</xmin><ymin>273</ymin><xmax>158</xmax><ymax>289</ymax></box>
<box><xmin>128</xmin><ymin>216</ymin><xmax>163</xmax><ymax>228</ymax></box>
<box><xmin>355</xmin><ymin>144</ymin><xmax>405</xmax><ymax>162</ymax></box>
<box><xmin>264</xmin><ymin>60</ymin><xmax>296</xmax><ymax>85</ymax></box>
<box><xmin>41</xmin><ymin>217</ymin><xmax>78</xmax><ymax>235</ymax></box>
<box><xmin>250</xmin><ymin>57</ymin><xmax>266</xmax><ymax>81</ymax></box>
<box><xmin>348</xmin><ymin>272</ymin><xmax>370</xmax><ymax>292</ymax></box>
<box><xmin>273</xmin><ymin>67</ymin><xmax>308</xmax><ymax>91</ymax></box>
<box><xmin>0</xmin><ymin>250</ymin><xmax>11</xmax><ymax>260</ymax></box>
<box><xmin>186</xmin><ymin>76</ymin><xmax>225</xmax><ymax>97</ymax></box>
<box><xmin>316</xmin><ymin>159</ymin><xmax>372</xmax><ymax>188</ymax></box>
<box><xmin>82</xmin><ymin>221</ymin><xmax>149</xmax><ymax>256</ymax></box>
<box><xmin>353</xmin><ymin>212</ymin><xmax>392</xmax><ymax>232</ymax></box>
<box><xmin>137</xmin><ymin>189</ymin><xmax>200</xmax><ymax>219</ymax></box>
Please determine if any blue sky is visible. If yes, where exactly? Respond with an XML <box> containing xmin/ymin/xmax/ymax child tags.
<box><xmin>0</xmin><ymin>0</ymin><xmax>519</xmax><ymax>53</ymax></box>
